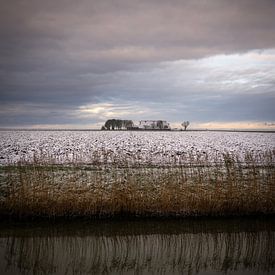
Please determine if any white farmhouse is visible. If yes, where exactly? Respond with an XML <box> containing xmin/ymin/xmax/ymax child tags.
<box><xmin>138</xmin><ymin>120</ymin><xmax>170</xmax><ymax>130</ymax></box>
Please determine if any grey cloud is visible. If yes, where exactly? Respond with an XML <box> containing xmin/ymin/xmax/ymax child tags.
<box><xmin>2</xmin><ymin>0</ymin><xmax>275</xmax><ymax>74</ymax></box>
<box><xmin>2</xmin><ymin>0</ymin><xmax>275</xmax><ymax>68</ymax></box>
<box><xmin>0</xmin><ymin>102</ymin><xmax>92</xmax><ymax>127</ymax></box>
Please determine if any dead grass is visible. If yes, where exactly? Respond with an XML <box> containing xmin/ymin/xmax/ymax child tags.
<box><xmin>0</xmin><ymin>150</ymin><xmax>274</xmax><ymax>219</ymax></box>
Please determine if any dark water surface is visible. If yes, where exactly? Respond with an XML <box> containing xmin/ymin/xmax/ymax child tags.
<box><xmin>0</xmin><ymin>218</ymin><xmax>274</xmax><ymax>274</ymax></box>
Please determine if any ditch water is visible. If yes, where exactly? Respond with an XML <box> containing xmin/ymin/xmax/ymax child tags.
<box><xmin>0</xmin><ymin>218</ymin><xmax>274</xmax><ymax>275</ymax></box>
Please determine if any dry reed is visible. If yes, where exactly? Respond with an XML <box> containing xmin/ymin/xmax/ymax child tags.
<box><xmin>0</xmin><ymin>150</ymin><xmax>274</xmax><ymax>219</ymax></box>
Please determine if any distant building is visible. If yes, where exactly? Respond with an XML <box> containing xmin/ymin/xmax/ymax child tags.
<box><xmin>138</xmin><ymin>120</ymin><xmax>170</xmax><ymax>130</ymax></box>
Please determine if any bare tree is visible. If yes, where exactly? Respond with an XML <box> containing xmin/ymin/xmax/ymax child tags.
<box><xmin>182</xmin><ymin>121</ymin><xmax>190</xmax><ymax>131</ymax></box>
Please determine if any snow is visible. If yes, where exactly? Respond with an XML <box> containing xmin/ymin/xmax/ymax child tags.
<box><xmin>0</xmin><ymin>130</ymin><xmax>274</xmax><ymax>166</ymax></box>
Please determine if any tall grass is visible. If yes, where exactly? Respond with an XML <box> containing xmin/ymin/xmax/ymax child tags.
<box><xmin>0</xmin><ymin>150</ymin><xmax>274</xmax><ymax>219</ymax></box>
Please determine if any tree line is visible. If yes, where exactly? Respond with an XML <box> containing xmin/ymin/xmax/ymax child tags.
<box><xmin>102</xmin><ymin>119</ymin><xmax>190</xmax><ymax>130</ymax></box>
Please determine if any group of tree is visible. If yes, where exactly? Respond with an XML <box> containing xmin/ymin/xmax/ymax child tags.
<box><xmin>102</xmin><ymin>119</ymin><xmax>134</xmax><ymax>130</ymax></box>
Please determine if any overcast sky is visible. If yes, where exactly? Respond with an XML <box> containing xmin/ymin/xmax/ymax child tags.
<box><xmin>1</xmin><ymin>0</ymin><xmax>275</xmax><ymax>129</ymax></box>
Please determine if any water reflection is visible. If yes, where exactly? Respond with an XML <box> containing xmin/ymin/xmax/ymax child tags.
<box><xmin>0</xmin><ymin>218</ymin><xmax>274</xmax><ymax>274</ymax></box>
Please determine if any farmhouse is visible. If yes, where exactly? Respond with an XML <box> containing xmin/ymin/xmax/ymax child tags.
<box><xmin>138</xmin><ymin>120</ymin><xmax>170</xmax><ymax>130</ymax></box>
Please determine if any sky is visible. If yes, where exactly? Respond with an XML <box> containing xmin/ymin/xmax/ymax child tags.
<box><xmin>1</xmin><ymin>0</ymin><xmax>275</xmax><ymax>130</ymax></box>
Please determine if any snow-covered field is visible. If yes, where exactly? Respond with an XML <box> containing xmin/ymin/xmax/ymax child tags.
<box><xmin>0</xmin><ymin>130</ymin><xmax>274</xmax><ymax>165</ymax></box>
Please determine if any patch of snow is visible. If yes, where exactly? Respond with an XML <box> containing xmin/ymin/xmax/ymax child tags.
<box><xmin>0</xmin><ymin>131</ymin><xmax>274</xmax><ymax>166</ymax></box>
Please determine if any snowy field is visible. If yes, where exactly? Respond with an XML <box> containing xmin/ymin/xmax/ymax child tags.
<box><xmin>0</xmin><ymin>130</ymin><xmax>274</xmax><ymax>166</ymax></box>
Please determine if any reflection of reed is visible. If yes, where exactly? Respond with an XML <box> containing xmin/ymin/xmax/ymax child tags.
<box><xmin>1</xmin><ymin>228</ymin><xmax>274</xmax><ymax>274</ymax></box>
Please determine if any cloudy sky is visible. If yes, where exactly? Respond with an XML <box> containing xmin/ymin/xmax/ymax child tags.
<box><xmin>1</xmin><ymin>0</ymin><xmax>275</xmax><ymax>129</ymax></box>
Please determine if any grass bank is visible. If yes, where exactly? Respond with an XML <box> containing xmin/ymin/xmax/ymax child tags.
<box><xmin>0</xmin><ymin>150</ymin><xmax>274</xmax><ymax>219</ymax></box>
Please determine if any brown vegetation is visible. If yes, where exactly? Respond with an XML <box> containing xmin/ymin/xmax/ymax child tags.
<box><xmin>0</xmin><ymin>150</ymin><xmax>274</xmax><ymax>219</ymax></box>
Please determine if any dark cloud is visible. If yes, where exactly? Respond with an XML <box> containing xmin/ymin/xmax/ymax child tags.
<box><xmin>2</xmin><ymin>0</ymin><xmax>275</xmax><ymax>68</ymax></box>
<box><xmin>0</xmin><ymin>0</ymin><xmax>275</xmax><ymax>128</ymax></box>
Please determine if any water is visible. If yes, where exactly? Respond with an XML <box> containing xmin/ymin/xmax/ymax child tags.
<box><xmin>0</xmin><ymin>218</ymin><xmax>274</xmax><ymax>274</ymax></box>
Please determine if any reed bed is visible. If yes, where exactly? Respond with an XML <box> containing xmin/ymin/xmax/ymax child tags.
<box><xmin>0</xmin><ymin>150</ymin><xmax>274</xmax><ymax>219</ymax></box>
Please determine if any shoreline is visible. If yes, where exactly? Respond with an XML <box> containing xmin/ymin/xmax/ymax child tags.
<box><xmin>1</xmin><ymin>212</ymin><xmax>275</xmax><ymax>222</ymax></box>
<box><xmin>1</xmin><ymin>215</ymin><xmax>274</xmax><ymax>231</ymax></box>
